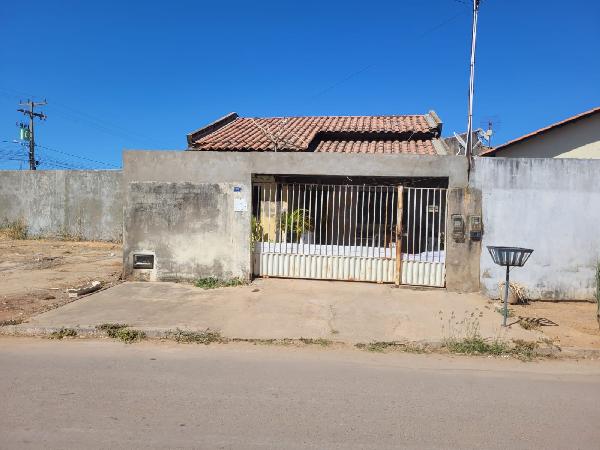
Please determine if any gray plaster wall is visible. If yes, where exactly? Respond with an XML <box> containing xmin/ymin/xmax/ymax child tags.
<box><xmin>472</xmin><ymin>157</ymin><xmax>600</xmax><ymax>300</ymax></box>
<box><xmin>0</xmin><ymin>170</ymin><xmax>123</xmax><ymax>241</ymax></box>
<box><xmin>123</xmin><ymin>151</ymin><xmax>468</xmax><ymax>186</ymax></box>
<box><xmin>123</xmin><ymin>151</ymin><xmax>470</xmax><ymax>283</ymax></box>
<box><xmin>123</xmin><ymin>181</ymin><xmax>250</xmax><ymax>281</ymax></box>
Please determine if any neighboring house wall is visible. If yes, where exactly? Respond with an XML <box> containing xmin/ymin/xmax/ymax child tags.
<box><xmin>0</xmin><ymin>170</ymin><xmax>123</xmax><ymax>241</ymax></box>
<box><xmin>492</xmin><ymin>113</ymin><xmax>600</xmax><ymax>158</ymax></box>
<box><xmin>472</xmin><ymin>157</ymin><xmax>600</xmax><ymax>300</ymax></box>
<box><xmin>123</xmin><ymin>151</ymin><xmax>479</xmax><ymax>290</ymax></box>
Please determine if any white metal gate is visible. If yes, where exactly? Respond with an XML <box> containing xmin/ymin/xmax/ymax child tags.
<box><xmin>252</xmin><ymin>183</ymin><xmax>447</xmax><ymax>287</ymax></box>
<box><xmin>401</xmin><ymin>187</ymin><xmax>447</xmax><ymax>287</ymax></box>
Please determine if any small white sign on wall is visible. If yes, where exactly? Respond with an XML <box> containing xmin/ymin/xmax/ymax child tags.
<box><xmin>234</xmin><ymin>197</ymin><xmax>247</xmax><ymax>212</ymax></box>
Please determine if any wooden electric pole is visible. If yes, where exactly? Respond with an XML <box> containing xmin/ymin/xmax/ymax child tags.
<box><xmin>17</xmin><ymin>99</ymin><xmax>47</xmax><ymax>170</ymax></box>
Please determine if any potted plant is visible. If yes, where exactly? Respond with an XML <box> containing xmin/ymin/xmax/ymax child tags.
<box><xmin>279</xmin><ymin>209</ymin><xmax>314</xmax><ymax>244</ymax></box>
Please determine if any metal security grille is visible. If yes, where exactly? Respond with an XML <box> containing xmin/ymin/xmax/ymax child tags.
<box><xmin>401</xmin><ymin>187</ymin><xmax>447</xmax><ymax>287</ymax></box>
<box><xmin>252</xmin><ymin>183</ymin><xmax>447</xmax><ymax>286</ymax></box>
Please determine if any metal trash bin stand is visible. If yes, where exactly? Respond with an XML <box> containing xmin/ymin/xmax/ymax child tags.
<box><xmin>487</xmin><ymin>246</ymin><xmax>534</xmax><ymax>327</ymax></box>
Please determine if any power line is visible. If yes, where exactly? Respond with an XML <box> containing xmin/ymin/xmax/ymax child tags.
<box><xmin>307</xmin><ymin>9</ymin><xmax>468</xmax><ymax>102</ymax></box>
<box><xmin>0</xmin><ymin>88</ymin><xmax>157</xmax><ymax>146</ymax></box>
<box><xmin>17</xmin><ymin>99</ymin><xmax>47</xmax><ymax>170</ymax></box>
<box><xmin>34</xmin><ymin>143</ymin><xmax>120</xmax><ymax>168</ymax></box>
<box><xmin>0</xmin><ymin>140</ymin><xmax>119</xmax><ymax>169</ymax></box>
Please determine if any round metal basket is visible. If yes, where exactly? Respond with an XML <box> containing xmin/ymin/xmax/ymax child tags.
<box><xmin>487</xmin><ymin>246</ymin><xmax>533</xmax><ymax>267</ymax></box>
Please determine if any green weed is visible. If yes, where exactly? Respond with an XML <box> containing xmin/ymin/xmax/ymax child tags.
<box><xmin>96</xmin><ymin>323</ymin><xmax>145</xmax><ymax>343</ymax></box>
<box><xmin>49</xmin><ymin>328</ymin><xmax>78</xmax><ymax>340</ymax></box>
<box><xmin>194</xmin><ymin>277</ymin><xmax>247</xmax><ymax>289</ymax></box>
<box><xmin>355</xmin><ymin>341</ymin><xmax>428</xmax><ymax>353</ymax></box>
<box><xmin>167</xmin><ymin>328</ymin><xmax>225</xmax><ymax>344</ymax></box>
<box><xmin>444</xmin><ymin>336</ymin><xmax>509</xmax><ymax>356</ymax></box>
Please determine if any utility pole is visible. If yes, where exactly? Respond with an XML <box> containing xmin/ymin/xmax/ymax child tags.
<box><xmin>465</xmin><ymin>0</ymin><xmax>481</xmax><ymax>174</ymax></box>
<box><xmin>17</xmin><ymin>99</ymin><xmax>47</xmax><ymax>170</ymax></box>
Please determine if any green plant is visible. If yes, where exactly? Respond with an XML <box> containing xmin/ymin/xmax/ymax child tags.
<box><xmin>96</xmin><ymin>323</ymin><xmax>145</xmax><ymax>343</ymax></box>
<box><xmin>113</xmin><ymin>328</ymin><xmax>146</xmax><ymax>343</ymax></box>
<box><xmin>167</xmin><ymin>328</ymin><xmax>225</xmax><ymax>344</ymax></box>
<box><xmin>511</xmin><ymin>339</ymin><xmax>539</xmax><ymax>361</ymax></box>
<box><xmin>194</xmin><ymin>277</ymin><xmax>247</xmax><ymax>289</ymax></box>
<box><xmin>279</xmin><ymin>209</ymin><xmax>314</xmax><ymax>242</ymax></box>
<box><xmin>97</xmin><ymin>323</ymin><xmax>129</xmax><ymax>335</ymax></box>
<box><xmin>355</xmin><ymin>341</ymin><xmax>427</xmax><ymax>353</ymax></box>
<box><xmin>444</xmin><ymin>336</ymin><xmax>509</xmax><ymax>356</ymax></box>
<box><xmin>49</xmin><ymin>327</ymin><xmax>78</xmax><ymax>340</ymax></box>
<box><xmin>251</xmin><ymin>216</ymin><xmax>264</xmax><ymax>245</ymax></box>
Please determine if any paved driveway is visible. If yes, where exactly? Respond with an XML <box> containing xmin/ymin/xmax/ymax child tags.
<box><xmin>19</xmin><ymin>279</ymin><xmax>536</xmax><ymax>343</ymax></box>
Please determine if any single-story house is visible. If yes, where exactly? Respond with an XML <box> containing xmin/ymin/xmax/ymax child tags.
<box><xmin>481</xmin><ymin>106</ymin><xmax>600</xmax><ymax>158</ymax></box>
<box><xmin>123</xmin><ymin>111</ymin><xmax>482</xmax><ymax>292</ymax></box>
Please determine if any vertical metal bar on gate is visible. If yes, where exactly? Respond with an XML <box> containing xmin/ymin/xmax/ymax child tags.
<box><xmin>412</xmin><ymin>189</ymin><xmax>416</xmax><ymax>259</ymax></box>
<box><xmin>360</xmin><ymin>186</ymin><xmax>365</xmax><ymax>257</ymax></box>
<box><xmin>284</xmin><ymin>185</ymin><xmax>289</xmax><ymax>246</ymax></box>
<box><xmin>377</xmin><ymin>186</ymin><xmax>382</xmax><ymax>258</ymax></box>
<box><xmin>431</xmin><ymin>189</ymin><xmax>439</xmax><ymax>262</ymax></box>
<box><xmin>389</xmin><ymin>188</ymin><xmax>395</xmax><ymax>260</ymax></box>
<box><xmin>342</xmin><ymin>185</ymin><xmax>347</xmax><ymax>253</ymax></box>
<box><xmin>383</xmin><ymin>187</ymin><xmax>389</xmax><ymax>257</ymax></box>
<box><xmin>438</xmin><ymin>188</ymin><xmax>442</xmax><ymax>262</ymax></box>
<box><xmin>395</xmin><ymin>186</ymin><xmax>404</xmax><ymax>285</ymax></box>
<box><xmin>348</xmin><ymin>185</ymin><xmax>353</xmax><ymax>254</ymax></box>
<box><xmin>308</xmin><ymin>185</ymin><xmax>313</xmax><ymax>247</ymax></box>
<box><xmin>354</xmin><ymin>185</ymin><xmax>359</xmax><ymax>252</ymax></box>
<box><xmin>319</xmin><ymin>186</ymin><xmax>324</xmax><ymax>254</ymax></box>
<box><xmin>336</xmin><ymin>186</ymin><xmax>341</xmax><ymax>257</ymax></box>
<box><xmin>276</xmin><ymin>184</ymin><xmax>280</xmax><ymax>244</ymax></box>
<box><xmin>325</xmin><ymin>185</ymin><xmax>330</xmax><ymax>256</ymax></box>
<box><xmin>424</xmin><ymin>188</ymin><xmax>429</xmax><ymax>260</ymax></box>
<box><xmin>371</xmin><ymin>187</ymin><xmax>377</xmax><ymax>258</ymax></box>
<box><xmin>365</xmin><ymin>187</ymin><xmax>371</xmax><ymax>257</ymax></box>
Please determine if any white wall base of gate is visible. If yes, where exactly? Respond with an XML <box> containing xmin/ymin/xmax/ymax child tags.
<box><xmin>401</xmin><ymin>261</ymin><xmax>445</xmax><ymax>287</ymax></box>
<box><xmin>253</xmin><ymin>253</ymin><xmax>445</xmax><ymax>286</ymax></box>
<box><xmin>253</xmin><ymin>252</ymin><xmax>396</xmax><ymax>283</ymax></box>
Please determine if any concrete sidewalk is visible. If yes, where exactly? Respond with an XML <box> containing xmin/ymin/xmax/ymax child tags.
<box><xmin>11</xmin><ymin>279</ymin><xmax>538</xmax><ymax>344</ymax></box>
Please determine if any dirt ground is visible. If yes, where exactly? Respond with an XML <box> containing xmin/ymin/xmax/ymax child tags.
<box><xmin>510</xmin><ymin>301</ymin><xmax>600</xmax><ymax>349</ymax></box>
<box><xmin>0</xmin><ymin>238</ymin><xmax>122</xmax><ymax>324</ymax></box>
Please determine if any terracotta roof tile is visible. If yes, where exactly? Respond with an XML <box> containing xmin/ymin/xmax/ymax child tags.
<box><xmin>314</xmin><ymin>139</ymin><xmax>437</xmax><ymax>155</ymax></box>
<box><xmin>188</xmin><ymin>112</ymin><xmax>443</xmax><ymax>154</ymax></box>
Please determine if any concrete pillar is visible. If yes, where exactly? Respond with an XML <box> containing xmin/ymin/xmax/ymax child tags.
<box><xmin>445</xmin><ymin>187</ymin><xmax>482</xmax><ymax>293</ymax></box>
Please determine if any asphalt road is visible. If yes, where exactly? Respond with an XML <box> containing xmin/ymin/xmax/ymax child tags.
<box><xmin>1</xmin><ymin>338</ymin><xmax>599</xmax><ymax>449</ymax></box>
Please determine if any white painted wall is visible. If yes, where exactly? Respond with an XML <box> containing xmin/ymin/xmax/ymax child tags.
<box><xmin>472</xmin><ymin>157</ymin><xmax>600</xmax><ymax>300</ymax></box>
<box><xmin>493</xmin><ymin>113</ymin><xmax>600</xmax><ymax>159</ymax></box>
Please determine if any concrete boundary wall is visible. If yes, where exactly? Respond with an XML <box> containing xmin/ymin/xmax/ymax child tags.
<box><xmin>0</xmin><ymin>170</ymin><xmax>123</xmax><ymax>241</ymax></box>
<box><xmin>472</xmin><ymin>157</ymin><xmax>600</xmax><ymax>300</ymax></box>
<box><xmin>123</xmin><ymin>151</ymin><xmax>476</xmax><ymax>286</ymax></box>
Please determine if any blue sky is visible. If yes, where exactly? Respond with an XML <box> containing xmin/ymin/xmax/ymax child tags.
<box><xmin>1</xmin><ymin>0</ymin><xmax>598</xmax><ymax>169</ymax></box>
